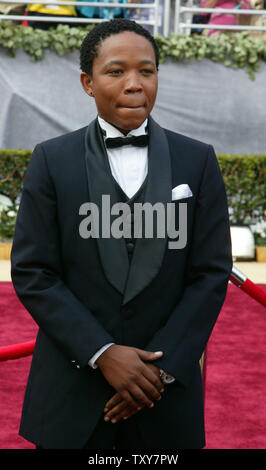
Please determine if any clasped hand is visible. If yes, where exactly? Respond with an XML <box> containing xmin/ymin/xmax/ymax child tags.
<box><xmin>95</xmin><ymin>344</ymin><xmax>165</xmax><ymax>423</ymax></box>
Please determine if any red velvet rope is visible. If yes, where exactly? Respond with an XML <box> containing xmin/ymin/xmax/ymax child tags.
<box><xmin>240</xmin><ymin>279</ymin><xmax>266</xmax><ymax>308</ymax></box>
<box><xmin>0</xmin><ymin>340</ymin><xmax>35</xmax><ymax>361</ymax></box>
<box><xmin>0</xmin><ymin>278</ymin><xmax>265</xmax><ymax>362</ymax></box>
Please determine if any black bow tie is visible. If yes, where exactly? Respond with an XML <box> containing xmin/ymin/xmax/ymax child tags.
<box><xmin>105</xmin><ymin>134</ymin><xmax>149</xmax><ymax>149</ymax></box>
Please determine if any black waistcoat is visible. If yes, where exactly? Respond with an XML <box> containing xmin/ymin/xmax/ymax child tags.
<box><xmin>103</xmin><ymin>152</ymin><xmax>148</xmax><ymax>265</ymax></box>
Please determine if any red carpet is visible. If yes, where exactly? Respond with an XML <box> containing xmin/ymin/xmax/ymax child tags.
<box><xmin>204</xmin><ymin>282</ymin><xmax>266</xmax><ymax>449</ymax></box>
<box><xmin>0</xmin><ymin>282</ymin><xmax>37</xmax><ymax>449</ymax></box>
<box><xmin>0</xmin><ymin>281</ymin><xmax>265</xmax><ymax>449</ymax></box>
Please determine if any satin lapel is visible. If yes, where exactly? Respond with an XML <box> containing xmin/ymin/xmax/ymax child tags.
<box><xmin>84</xmin><ymin>118</ymin><xmax>129</xmax><ymax>295</ymax></box>
<box><xmin>122</xmin><ymin>116</ymin><xmax>172</xmax><ymax>305</ymax></box>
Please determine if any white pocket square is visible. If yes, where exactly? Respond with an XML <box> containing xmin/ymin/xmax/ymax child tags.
<box><xmin>172</xmin><ymin>184</ymin><xmax>193</xmax><ymax>201</ymax></box>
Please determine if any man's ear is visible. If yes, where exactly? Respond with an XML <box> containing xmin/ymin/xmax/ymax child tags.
<box><xmin>80</xmin><ymin>72</ymin><xmax>94</xmax><ymax>97</ymax></box>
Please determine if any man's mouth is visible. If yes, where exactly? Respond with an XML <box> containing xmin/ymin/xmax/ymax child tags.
<box><xmin>118</xmin><ymin>104</ymin><xmax>146</xmax><ymax>109</ymax></box>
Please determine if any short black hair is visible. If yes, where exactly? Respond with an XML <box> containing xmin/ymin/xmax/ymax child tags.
<box><xmin>80</xmin><ymin>19</ymin><xmax>159</xmax><ymax>75</ymax></box>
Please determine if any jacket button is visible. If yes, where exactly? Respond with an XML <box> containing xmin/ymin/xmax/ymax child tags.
<box><xmin>124</xmin><ymin>307</ymin><xmax>134</xmax><ymax>319</ymax></box>
<box><xmin>126</xmin><ymin>242</ymin><xmax>134</xmax><ymax>253</ymax></box>
<box><xmin>71</xmin><ymin>360</ymin><xmax>80</xmax><ymax>369</ymax></box>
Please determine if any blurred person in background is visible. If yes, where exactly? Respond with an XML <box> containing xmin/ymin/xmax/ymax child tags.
<box><xmin>0</xmin><ymin>2</ymin><xmax>26</xmax><ymax>24</ymax></box>
<box><xmin>76</xmin><ymin>0</ymin><xmax>128</xmax><ymax>21</ymax></box>
<box><xmin>25</xmin><ymin>0</ymin><xmax>82</xmax><ymax>29</ymax></box>
<box><xmin>239</xmin><ymin>0</ymin><xmax>266</xmax><ymax>39</ymax></box>
<box><xmin>126</xmin><ymin>0</ymin><xmax>141</xmax><ymax>20</ymax></box>
<box><xmin>191</xmin><ymin>0</ymin><xmax>211</xmax><ymax>34</ymax></box>
<box><xmin>200</xmin><ymin>0</ymin><xmax>250</xmax><ymax>36</ymax></box>
<box><xmin>127</xmin><ymin>0</ymin><xmax>165</xmax><ymax>34</ymax></box>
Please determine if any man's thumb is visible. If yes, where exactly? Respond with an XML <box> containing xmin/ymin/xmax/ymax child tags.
<box><xmin>135</xmin><ymin>349</ymin><xmax>163</xmax><ymax>360</ymax></box>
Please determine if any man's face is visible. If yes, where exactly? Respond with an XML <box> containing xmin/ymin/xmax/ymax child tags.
<box><xmin>80</xmin><ymin>31</ymin><xmax>158</xmax><ymax>134</ymax></box>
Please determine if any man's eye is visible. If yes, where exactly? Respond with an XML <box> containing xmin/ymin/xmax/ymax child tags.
<box><xmin>141</xmin><ymin>69</ymin><xmax>154</xmax><ymax>74</ymax></box>
<box><xmin>108</xmin><ymin>70</ymin><xmax>123</xmax><ymax>75</ymax></box>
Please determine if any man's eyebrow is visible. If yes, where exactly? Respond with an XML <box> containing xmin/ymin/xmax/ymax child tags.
<box><xmin>104</xmin><ymin>60</ymin><xmax>125</xmax><ymax>67</ymax></box>
<box><xmin>103</xmin><ymin>60</ymin><xmax>156</xmax><ymax>68</ymax></box>
<box><xmin>139</xmin><ymin>60</ymin><xmax>156</xmax><ymax>66</ymax></box>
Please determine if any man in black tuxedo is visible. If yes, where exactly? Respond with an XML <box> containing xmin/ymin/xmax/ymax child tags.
<box><xmin>11</xmin><ymin>19</ymin><xmax>232</xmax><ymax>449</ymax></box>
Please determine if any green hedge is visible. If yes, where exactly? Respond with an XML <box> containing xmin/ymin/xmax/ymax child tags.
<box><xmin>0</xmin><ymin>149</ymin><xmax>265</xmax><ymax>242</ymax></box>
<box><xmin>217</xmin><ymin>154</ymin><xmax>266</xmax><ymax>225</ymax></box>
<box><xmin>0</xmin><ymin>149</ymin><xmax>30</xmax><ymax>203</ymax></box>
<box><xmin>0</xmin><ymin>20</ymin><xmax>266</xmax><ymax>79</ymax></box>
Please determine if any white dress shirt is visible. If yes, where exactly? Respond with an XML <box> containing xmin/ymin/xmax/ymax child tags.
<box><xmin>88</xmin><ymin>116</ymin><xmax>148</xmax><ymax>369</ymax></box>
<box><xmin>98</xmin><ymin>115</ymin><xmax>148</xmax><ymax>198</ymax></box>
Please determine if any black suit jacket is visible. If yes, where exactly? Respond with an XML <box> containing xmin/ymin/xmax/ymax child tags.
<box><xmin>11</xmin><ymin>116</ymin><xmax>232</xmax><ymax>449</ymax></box>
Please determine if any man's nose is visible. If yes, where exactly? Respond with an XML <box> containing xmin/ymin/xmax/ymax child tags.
<box><xmin>124</xmin><ymin>72</ymin><xmax>143</xmax><ymax>93</ymax></box>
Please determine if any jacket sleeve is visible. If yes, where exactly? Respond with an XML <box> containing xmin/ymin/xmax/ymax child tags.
<box><xmin>145</xmin><ymin>144</ymin><xmax>232</xmax><ymax>387</ymax></box>
<box><xmin>11</xmin><ymin>143</ymin><xmax>115</xmax><ymax>368</ymax></box>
